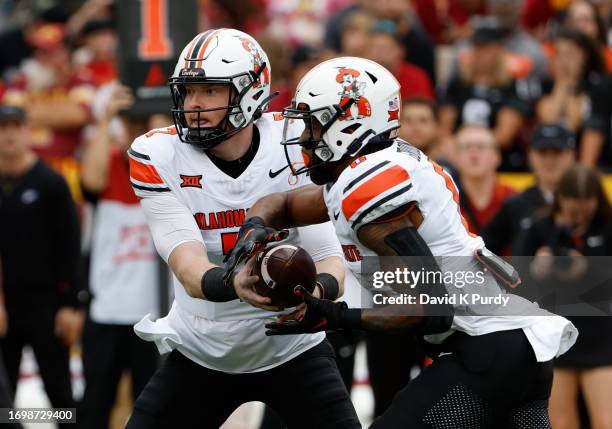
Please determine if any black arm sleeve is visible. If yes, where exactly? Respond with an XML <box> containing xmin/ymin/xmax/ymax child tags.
<box><xmin>48</xmin><ymin>175</ymin><xmax>81</xmax><ymax>307</ymax></box>
<box><xmin>384</xmin><ymin>227</ymin><xmax>454</xmax><ymax>334</ymax></box>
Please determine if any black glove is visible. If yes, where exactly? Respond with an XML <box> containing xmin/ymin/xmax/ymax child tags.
<box><xmin>223</xmin><ymin>217</ymin><xmax>288</xmax><ymax>285</ymax></box>
<box><xmin>265</xmin><ymin>286</ymin><xmax>361</xmax><ymax>335</ymax></box>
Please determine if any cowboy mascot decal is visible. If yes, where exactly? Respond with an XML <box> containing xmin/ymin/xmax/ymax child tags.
<box><xmin>239</xmin><ymin>37</ymin><xmax>270</xmax><ymax>88</ymax></box>
<box><xmin>336</xmin><ymin>68</ymin><xmax>371</xmax><ymax>120</ymax></box>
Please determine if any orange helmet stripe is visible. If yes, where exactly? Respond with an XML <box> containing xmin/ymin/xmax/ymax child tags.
<box><xmin>196</xmin><ymin>28</ymin><xmax>226</xmax><ymax>69</ymax></box>
<box><xmin>183</xmin><ymin>32</ymin><xmax>205</xmax><ymax>69</ymax></box>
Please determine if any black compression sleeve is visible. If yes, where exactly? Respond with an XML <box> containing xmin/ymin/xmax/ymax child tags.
<box><xmin>383</xmin><ymin>227</ymin><xmax>454</xmax><ymax>334</ymax></box>
<box><xmin>201</xmin><ymin>267</ymin><xmax>239</xmax><ymax>302</ymax></box>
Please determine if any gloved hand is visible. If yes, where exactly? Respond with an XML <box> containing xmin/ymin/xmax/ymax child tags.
<box><xmin>222</xmin><ymin>217</ymin><xmax>288</xmax><ymax>285</ymax></box>
<box><xmin>265</xmin><ymin>286</ymin><xmax>354</xmax><ymax>335</ymax></box>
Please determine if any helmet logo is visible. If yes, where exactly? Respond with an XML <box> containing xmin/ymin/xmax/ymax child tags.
<box><xmin>335</xmin><ymin>68</ymin><xmax>371</xmax><ymax>121</ymax></box>
<box><xmin>180</xmin><ymin>68</ymin><xmax>205</xmax><ymax>78</ymax></box>
<box><xmin>238</xmin><ymin>37</ymin><xmax>270</xmax><ymax>88</ymax></box>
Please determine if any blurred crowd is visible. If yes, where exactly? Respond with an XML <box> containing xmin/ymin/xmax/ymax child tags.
<box><xmin>0</xmin><ymin>0</ymin><xmax>612</xmax><ymax>428</ymax></box>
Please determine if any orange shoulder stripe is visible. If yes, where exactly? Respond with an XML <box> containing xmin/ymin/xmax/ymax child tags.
<box><xmin>342</xmin><ymin>165</ymin><xmax>410</xmax><ymax>221</ymax></box>
<box><xmin>129</xmin><ymin>157</ymin><xmax>164</xmax><ymax>185</ymax></box>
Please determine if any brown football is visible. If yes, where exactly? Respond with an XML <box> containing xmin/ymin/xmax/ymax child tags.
<box><xmin>252</xmin><ymin>244</ymin><xmax>317</xmax><ymax>308</ymax></box>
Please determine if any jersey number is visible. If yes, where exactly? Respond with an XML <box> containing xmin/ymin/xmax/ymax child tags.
<box><xmin>138</xmin><ymin>0</ymin><xmax>173</xmax><ymax>60</ymax></box>
<box><xmin>221</xmin><ymin>232</ymin><xmax>239</xmax><ymax>256</ymax></box>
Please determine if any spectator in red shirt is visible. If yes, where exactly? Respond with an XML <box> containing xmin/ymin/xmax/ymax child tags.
<box><xmin>455</xmin><ymin>124</ymin><xmax>516</xmax><ymax>235</ymax></box>
<box><xmin>74</xmin><ymin>20</ymin><xmax>118</xmax><ymax>86</ymax></box>
<box><xmin>2</xmin><ymin>22</ymin><xmax>95</xmax><ymax>200</ymax></box>
<box><xmin>365</xmin><ymin>20</ymin><xmax>434</xmax><ymax>101</ymax></box>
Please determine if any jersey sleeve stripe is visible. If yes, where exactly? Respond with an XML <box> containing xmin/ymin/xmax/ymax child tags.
<box><xmin>129</xmin><ymin>157</ymin><xmax>165</xmax><ymax>185</ymax></box>
<box><xmin>128</xmin><ymin>148</ymin><xmax>151</xmax><ymax>161</ymax></box>
<box><xmin>130</xmin><ymin>181</ymin><xmax>170</xmax><ymax>192</ymax></box>
<box><xmin>431</xmin><ymin>161</ymin><xmax>459</xmax><ymax>204</ymax></box>
<box><xmin>430</xmin><ymin>160</ymin><xmax>477</xmax><ymax>238</ymax></box>
<box><xmin>342</xmin><ymin>165</ymin><xmax>410</xmax><ymax>221</ymax></box>
<box><xmin>342</xmin><ymin>160</ymin><xmax>391</xmax><ymax>194</ymax></box>
<box><xmin>351</xmin><ymin>183</ymin><xmax>413</xmax><ymax>228</ymax></box>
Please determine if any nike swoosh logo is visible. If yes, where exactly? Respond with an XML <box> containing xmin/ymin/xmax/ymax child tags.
<box><xmin>269</xmin><ymin>165</ymin><xmax>290</xmax><ymax>178</ymax></box>
<box><xmin>333</xmin><ymin>210</ymin><xmax>340</xmax><ymax>220</ymax></box>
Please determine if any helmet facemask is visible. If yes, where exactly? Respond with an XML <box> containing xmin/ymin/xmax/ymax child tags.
<box><xmin>169</xmin><ymin>66</ymin><xmax>267</xmax><ymax>151</ymax></box>
<box><xmin>281</xmin><ymin>100</ymin><xmax>356</xmax><ymax>179</ymax></box>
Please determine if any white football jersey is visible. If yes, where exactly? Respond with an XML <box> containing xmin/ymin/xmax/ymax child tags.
<box><xmin>325</xmin><ymin>139</ymin><xmax>577</xmax><ymax>361</ymax></box>
<box><xmin>128</xmin><ymin>113</ymin><xmax>341</xmax><ymax>373</ymax></box>
<box><xmin>325</xmin><ymin>139</ymin><xmax>484</xmax><ymax>273</ymax></box>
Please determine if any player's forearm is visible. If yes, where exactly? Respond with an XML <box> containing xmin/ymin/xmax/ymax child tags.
<box><xmin>173</xmin><ymin>261</ymin><xmax>207</xmax><ymax>299</ymax></box>
<box><xmin>247</xmin><ymin>192</ymin><xmax>295</xmax><ymax>229</ymax></box>
<box><xmin>314</xmin><ymin>256</ymin><xmax>345</xmax><ymax>299</ymax></box>
<box><xmin>361</xmin><ymin>308</ymin><xmax>424</xmax><ymax>333</ymax></box>
<box><xmin>169</xmin><ymin>242</ymin><xmax>216</xmax><ymax>299</ymax></box>
<box><xmin>247</xmin><ymin>185</ymin><xmax>329</xmax><ymax>228</ymax></box>
<box><xmin>361</xmin><ymin>305</ymin><xmax>454</xmax><ymax>334</ymax></box>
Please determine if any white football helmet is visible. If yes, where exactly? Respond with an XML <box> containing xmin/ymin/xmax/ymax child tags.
<box><xmin>169</xmin><ymin>28</ymin><xmax>272</xmax><ymax>150</ymax></box>
<box><xmin>282</xmin><ymin>57</ymin><xmax>401</xmax><ymax>175</ymax></box>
